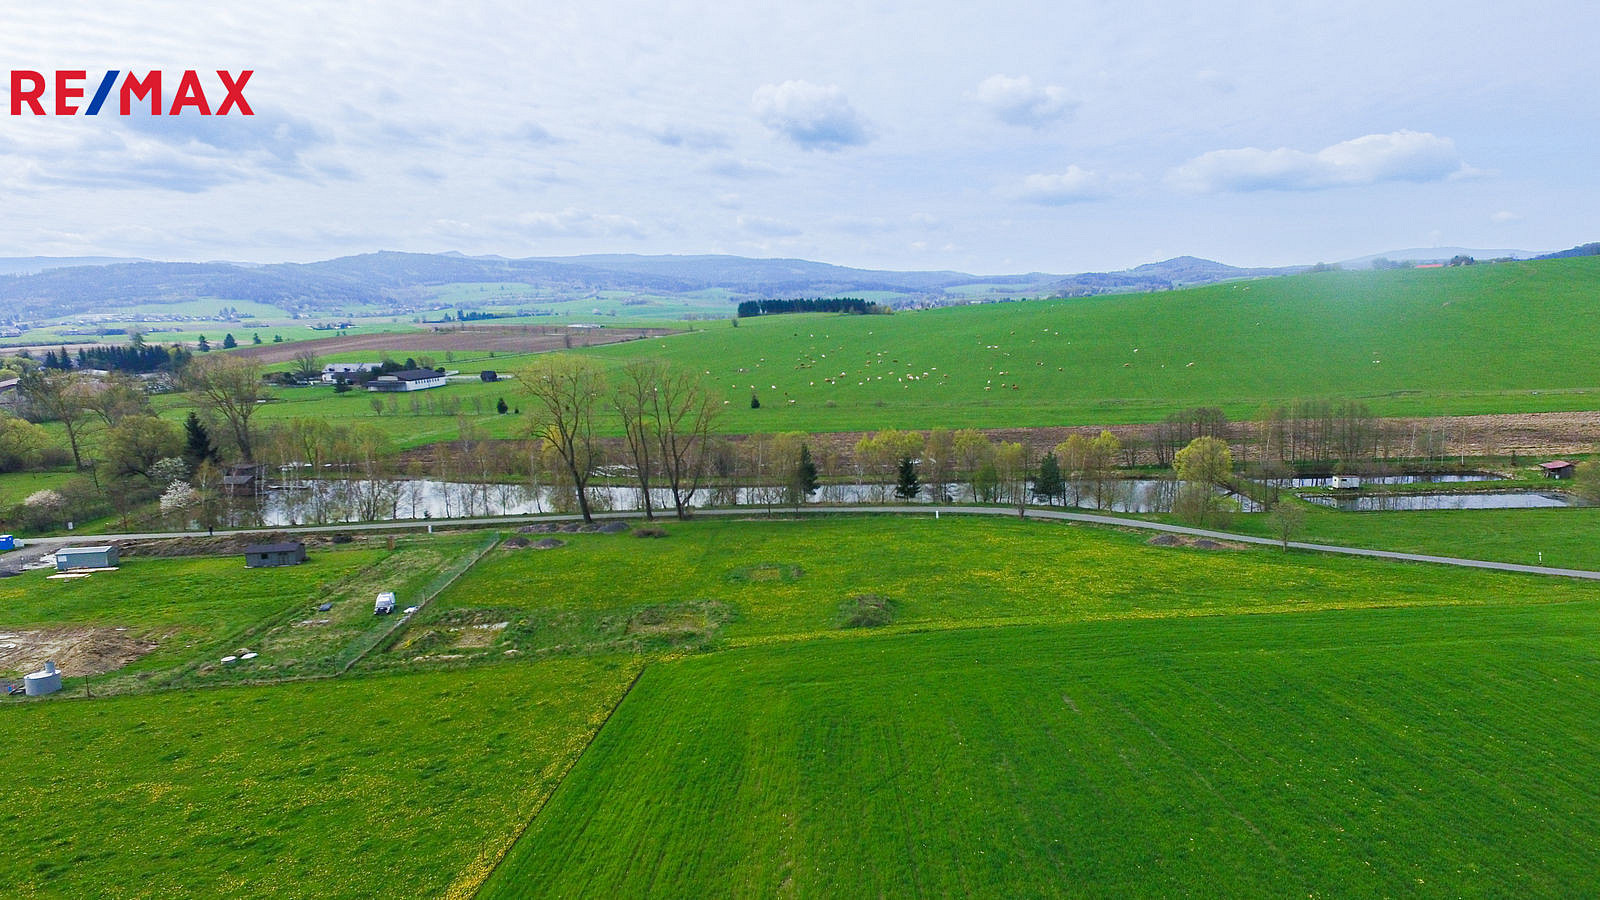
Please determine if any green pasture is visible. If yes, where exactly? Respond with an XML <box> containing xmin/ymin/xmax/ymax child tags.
<box><xmin>415</xmin><ymin>515</ymin><xmax>1600</xmax><ymax>658</ymax></box>
<box><xmin>0</xmin><ymin>548</ymin><xmax>384</xmax><ymax>681</ymax></box>
<box><xmin>0</xmin><ymin>659</ymin><xmax>641</xmax><ymax>899</ymax></box>
<box><xmin>485</xmin><ymin>603</ymin><xmax>1600</xmax><ymax>896</ymax></box>
<box><xmin>1224</xmin><ymin>502</ymin><xmax>1600</xmax><ymax>572</ymax></box>
<box><xmin>568</xmin><ymin>257</ymin><xmax>1600</xmax><ymax>431</ymax></box>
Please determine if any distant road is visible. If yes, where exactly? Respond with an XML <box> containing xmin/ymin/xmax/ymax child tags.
<box><xmin>8</xmin><ymin>504</ymin><xmax>1600</xmax><ymax>582</ymax></box>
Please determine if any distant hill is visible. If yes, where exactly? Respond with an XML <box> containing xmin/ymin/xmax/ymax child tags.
<box><xmin>1535</xmin><ymin>242</ymin><xmax>1600</xmax><ymax>260</ymax></box>
<box><xmin>1339</xmin><ymin>247</ymin><xmax>1543</xmax><ymax>269</ymax></box>
<box><xmin>0</xmin><ymin>256</ymin><xmax>149</xmax><ymax>276</ymax></box>
<box><xmin>0</xmin><ymin>250</ymin><xmax>1312</xmax><ymax>321</ymax></box>
<box><xmin>1046</xmin><ymin>256</ymin><xmax>1303</xmax><ymax>297</ymax></box>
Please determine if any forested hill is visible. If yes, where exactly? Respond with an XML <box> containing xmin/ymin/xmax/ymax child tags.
<box><xmin>0</xmin><ymin>250</ymin><xmax>1306</xmax><ymax>320</ymax></box>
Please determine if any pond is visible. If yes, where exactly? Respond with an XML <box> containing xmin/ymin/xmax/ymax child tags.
<box><xmin>1301</xmin><ymin>491</ymin><xmax>1581</xmax><ymax>511</ymax></box>
<box><xmin>226</xmin><ymin>476</ymin><xmax>1255</xmax><ymax>526</ymax></box>
<box><xmin>1274</xmin><ymin>472</ymin><xmax>1502</xmax><ymax>488</ymax></box>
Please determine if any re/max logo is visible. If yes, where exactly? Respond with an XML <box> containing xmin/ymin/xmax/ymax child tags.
<box><xmin>8</xmin><ymin>70</ymin><xmax>253</xmax><ymax>116</ymax></box>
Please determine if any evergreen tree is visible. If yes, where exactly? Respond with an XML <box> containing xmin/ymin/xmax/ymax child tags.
<box><xmin>222</xmin><ymin>333</ymin><xmax>238</xmax><ymax>349</ymax></box>
<box><xmin>197</xmin><ymin>335</ymin><xmax>211</xmax><ymax>352</ymax></box>
<box><xmin>496</xmin><ymin>397</ymin><xmax>509</xmax><ymax>414</ymax></box>
<box><xmin>1034</xmin><ymin>452</ymin><xmax>1064</xmax><ymax>505</ymax></box>
<box><xmin>894</xmin><ymin>455</ymin><xmax>921</xmax><ymax>500</ymax></box>
<box><xmin>182</xmin><ymin>411</ymin><xmax>216</xmax><ymax>467</ymax></box>
<box><xmin>272</xmin><ymin>334</ymin><xmax>284</xmax><ymax>343</ymax></box>
<box><xmin>750</xmin><ymin>391</ymin><xmax>760</xmax><ymax>409</ymax></box>
<box><xmin>252</xmin><ymin>333</ymin><xmax>262</xmax><ymax>344</ymax></box>
<box><xmin>795</xmin><ymin>444</ymin><xmax>819</xmax><ymax>499</ymax></box>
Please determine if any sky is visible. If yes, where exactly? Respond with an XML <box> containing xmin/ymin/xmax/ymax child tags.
<box><xmin>1</xmin><ymin>0</ymin><xmax>1595</xmax><ymax>273</ymax></box>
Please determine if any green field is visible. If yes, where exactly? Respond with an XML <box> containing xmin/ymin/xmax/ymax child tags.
<box><xmin>0</xmin><ymin>533</ymin><xmax>487</xmax><ymax>690</ymax></box>
<box><xmin>415</xmin><ymin>516</ymin><xmax>1600</xmax><ymax>657</ymax></box>
<box><xmin>484</xmin><ymin>603</ymin><xmax>1600</xmax><ymax>896</ymax></box>
<box><xmin>0</xmin><ymin>660</ymin><xmax>640</xmax><ymax>899</ymax></box>
<box><xmin>6</xmin><ymin>513</ymin><xmax>1600</xmax><ymax>895</ymax></box>
<box><xmin>567</xmin><ymin>257</ymin><xmax>1600</xmax><ymax>431</ymax></box>
<box><xmin>1222</xmin><ymin>502</ymin><xmax>1600</xmax><ymax>572</ymax></box>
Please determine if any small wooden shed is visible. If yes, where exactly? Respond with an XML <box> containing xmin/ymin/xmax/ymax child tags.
<box><xmin>56</xmin><ymin>545</ymin><xmax>119</xmax><ymax>571</ymax></box>
<box><xmin>1540</xmin><ymin>461</ymin><xmax>1576</xmax><ymax>479</ymax></box>
<box><xmin>244</xmin><ymin>541</ymin><xmax>307</xmax><ymax>568</ymax></box>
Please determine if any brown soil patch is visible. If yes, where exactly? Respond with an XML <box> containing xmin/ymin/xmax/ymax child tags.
<box><xmin>1145</xmin><ymin>533</ymin><xmax>1248</xmax><ymax>551</ymax></box>
<box><xmin>452</xmin><ymin>621</ymin><xmax>509</xmax><ymax>649</ymax></box>
<box><xmin>0</xmin><ymin>626</ymin><xmax>162</xmax><ymax>678</ymax></box>
<box><xmin>232</xmin><ymin>324</ymin><xmax>677</xmax><ymax>364</ymax></box>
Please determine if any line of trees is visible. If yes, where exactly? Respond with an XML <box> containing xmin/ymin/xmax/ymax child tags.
<box><xmin>736</xmin><ymin>297</ymin><xmax>886</xmax><ymax>318</ymax></box>
<box><xmin>520</xmin><ymin>357</ymin><xmax>720</xmax><ymax>522</ymax></box>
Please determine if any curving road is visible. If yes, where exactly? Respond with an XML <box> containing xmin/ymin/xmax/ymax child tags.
<box><xmin>5</xmin><ymin>504</ymin><xmax>1599</xmax><ymax>581</ymax></box>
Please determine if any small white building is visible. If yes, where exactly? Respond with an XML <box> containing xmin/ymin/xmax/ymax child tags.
<box><xmin>321</xmin><ymin>362</ymin><xmax>380</xmax><ymax>384</ymax></box>
<box><xmin>366</xmin><ymin>369</ymin><xmax>447</xmax><ymax>392</ymax></box>
<box><xmin>25</xmin><ymin>660</ymin><xmax>62</xmax><ymax>696</ymax></box>
<box><xmin>1330</xmin><ymin>475</ymin><xmax>1361</xmax><ymax>490</ymax></box>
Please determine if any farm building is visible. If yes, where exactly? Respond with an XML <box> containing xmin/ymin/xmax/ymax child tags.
<box><xmin>56</xmin><ymin>545</ymin><xmax>119</xmax><ymax>570</ymax></box>
<box><xmin>222</xmin><ymin>462</ymin><xmax>268</xmax><ymax>496</ymax></box>
<box><xmin>367</xmin><ymin>369</ymin><xmax>447</xmax><ymax>392</ymax></box>
<box><xmin>244</xmin><ymin>541</ymin><xmax>307</xmax><ymax>568</ymax></box>
<box><xmin>1540</xmin><ymin>461</ymin><xmax>1576</xmax><ymax>479</ymax></box>
<box><xmin>321</xmin><ymin>362</ymin><xmax>380</xmax><ymax>384</ymax></box>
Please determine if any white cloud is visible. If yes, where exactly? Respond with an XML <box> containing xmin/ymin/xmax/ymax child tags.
<box><xmin>752</xmin><ymin>80</ymin><xmax>869</xmax><ymax>151</ymax></box>
<box><xmin>703</xmin><ymin>158</ymin><xmax>781</xmax><ymax>179</ymax></box>
<box><xmin>649</xmin><ymin>124</ymin><xmax>729</xmax><ymax>151</ymax></box>
<box><xmin>972</xmin><ymin>74</ymin><xmax>1077</xmax><ymax>128</ymax></box>
<box><xmin>1014</xmin><ymin>166</ymin><xmax>1110</xmax><ymax>204</ymax></box>
<box><xmin>513</xmin><ymin>209</ymin><xmax>646</xmax><ymax>239</ymax></box>
<box><xmin>1491</xmin><ymin>210</ymin><xmax>1522</xmax><ymax>223</ymax></box>
<box><xmin>736</xmin><ymin>214</ymin><xmax>801</xmax><ymax>237</ymax></box>
<box><xmin>1168</xmin><ymin>130</ymin><xmax>1470</xmax><ymax>193</ymax></box>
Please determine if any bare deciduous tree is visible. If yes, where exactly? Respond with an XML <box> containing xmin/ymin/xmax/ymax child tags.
<box><xmin>18</xmin><ymin>368</ymin><xmax>92</xmax><ymax>469</ymax></box>
<box><xmin>648</xmin><ymin>363</ymin><xmax>721</xmax><ymax>519</ymax></box>
<box><xmin>184</xmin><ymin>355</ymin><xmax>264</xmax><ymax>461</ymax></box>
<box><xmin>520</xmin><ymin>357</ymin><xmax>606</xmax><ymax>523</ymax></box>
<box><xmin>612</xmin><ymin>359</ymin><xmax>662</xmax><ymax>519</ymax></box>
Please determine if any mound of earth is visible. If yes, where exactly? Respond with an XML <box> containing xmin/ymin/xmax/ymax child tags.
<box><xmin>518</xmin><ymin>521</ymin><xmax>630</xmax><ymax>535</ymax></box>
<box><xmin>1144</xmin><ymin>533</ymin><xmax>1248</xmax><ymax>551</ymax></box>
<box><xmin>0</xmin><ymin>626</ymin><xmax>161</xmax><ymax>678</ymax></box>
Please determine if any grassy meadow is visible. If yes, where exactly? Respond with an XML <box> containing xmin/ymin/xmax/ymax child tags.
<box><xmin>126</xmin><ymin>255</ymin><xmax>1600</xmax><ymax>449</ymax></box>
<box><xmin>575</xmin><ymin>257</ymin><xmax>1600</xmax><ymax>432</ymax></box>
<box><xmin>483</xmin><ymin>603</ymin><xmax>1600</xmax><ymax>897</ymax></box>
<box><xmin>0</xmin><ymin>533</ymin><xmax>488</xmax><ymax>691</ymax></box>
<box><xmin>0</xmin><ymin>659</ymin><xmax>641</xmax><ymax>899</ymax></box>
<box><xmin>5</xmin><ymin>514</ymin><xmax>1600</xmax><ymax>894</ymax></box>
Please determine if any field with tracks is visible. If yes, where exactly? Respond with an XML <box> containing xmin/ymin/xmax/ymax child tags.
<box><xmin>8</xmin><ymin>516</ymin><xmax>1600</xmax><ymax>895</ymax></box>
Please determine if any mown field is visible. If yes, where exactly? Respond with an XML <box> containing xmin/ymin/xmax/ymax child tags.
<box><xmin>414</xmin><ymin>515</ymin><xmax>1600</xmax><ymax>656</ymax></box>
<box><xmin>1222</xmin><ymin>502</ymin><xmax>1600</xmax><ymax>572</ymax></box>
<box><xmin>6</xmin><ymin>514</ymin><xmax>1600</xmax><ymax>895</ymax></box>
<box><xmin>483</xmin><ymin>602</ymin><xmax>1600</xmax><ymax>897</ymax></box>
<box><xmin>0</xmin><ymin>659</ymin><xmax>641</xmax><ymax>899</ymax></box>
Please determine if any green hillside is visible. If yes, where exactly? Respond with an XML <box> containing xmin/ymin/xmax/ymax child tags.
<box><xmin>580</xmin><ymin>257</ymin><xmax>1600</xmax><ymax>431</ymax></box>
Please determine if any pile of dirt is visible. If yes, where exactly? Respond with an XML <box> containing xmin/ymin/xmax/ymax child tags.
<box><xmin>0</xmin><ymin>626</ymin><xmax>161</xmax><ymax>678</ymax></box>
<box><xmin>506</xmin><ymin>536</ymin><xmax>566</xmax><ymax>550</ymax></box>
<box><xmin>121</xmin><ymin>533</ymin><xmax>314</xmax><ymax>558</ymax></box>
<box><xmin>1145</xmin><ymin>533</ymin><xmax>1248</xmax><ymax>551</ymax></box>
<box><xmin>518</xmin><ymin>521</ymin><xmax>630</xmax><ymax>535</ymax></box>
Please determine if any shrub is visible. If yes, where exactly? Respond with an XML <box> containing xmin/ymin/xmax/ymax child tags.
<box><xmin>838</xmin><ymin>593</ymin><xmax>897</xmax><ymax>629</ymax></box>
